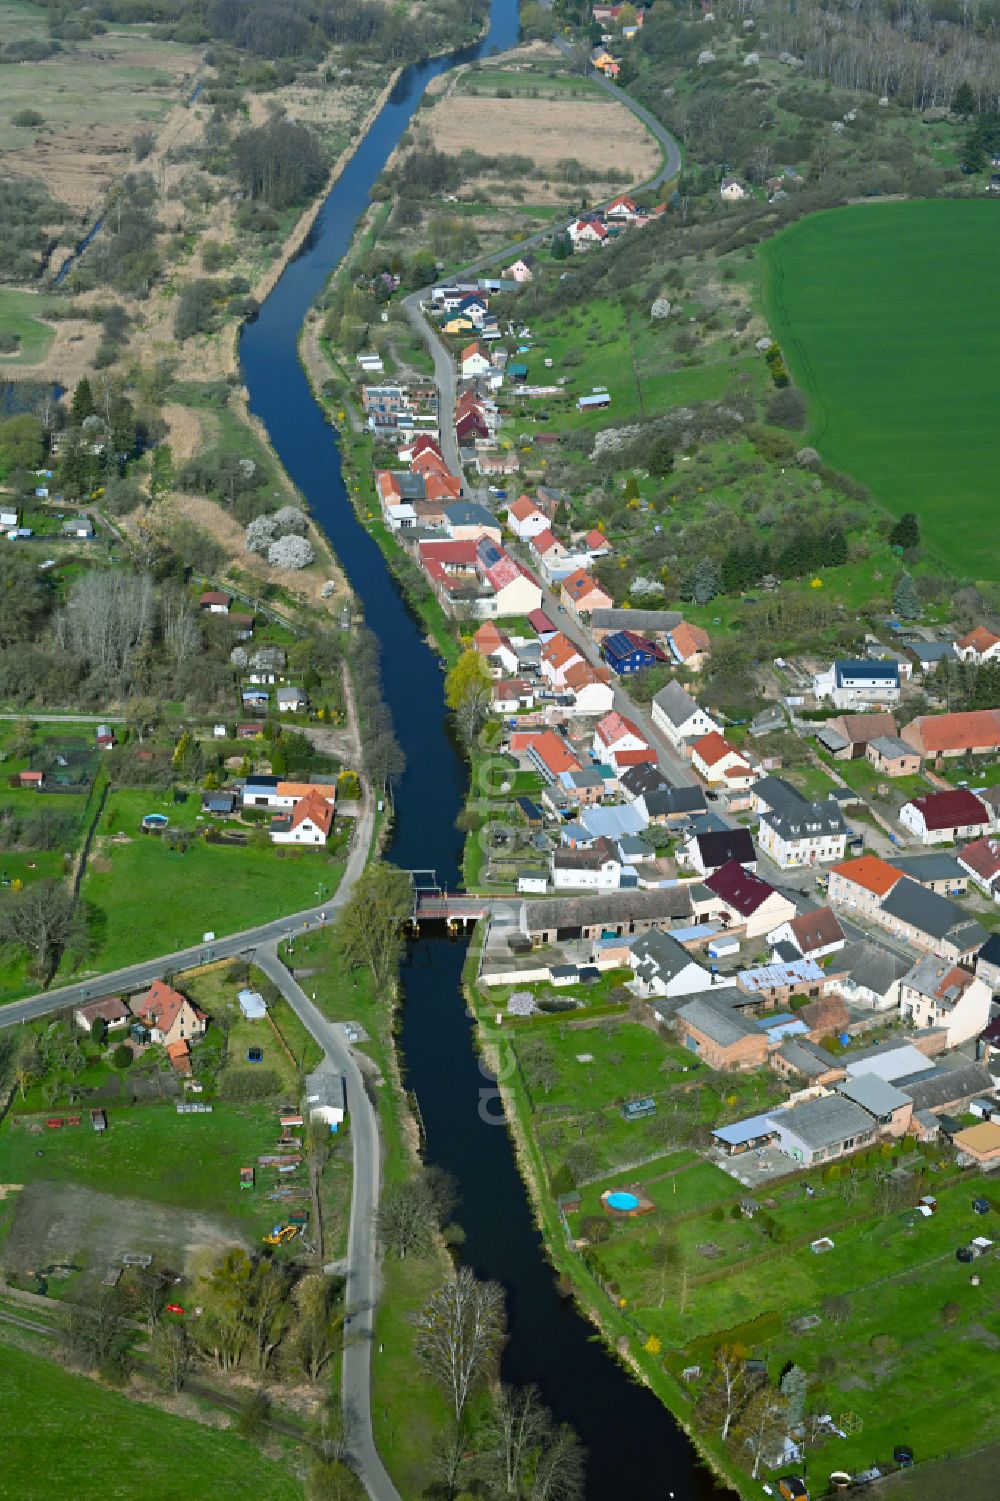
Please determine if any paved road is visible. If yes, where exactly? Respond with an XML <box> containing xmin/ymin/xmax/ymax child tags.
<box><xmin>255</xmin><ymin>947</ymin><xmax>402</xmax><ymax>1501</ymax></box>
<box><xmin>0</xmin><ymin>787</ymin><xmax>374</xmax><ymax>1028</ymax></box>
<box><xmin>401</xmin><ymin>292</ymin><xmax>463</xmax><ymax>476</ymax></box>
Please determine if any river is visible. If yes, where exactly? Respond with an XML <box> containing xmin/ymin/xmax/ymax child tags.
<box><xmin>240</xmin><ymin>4</ymin><xmax>731</xmax><ymax>1495</ymax></box>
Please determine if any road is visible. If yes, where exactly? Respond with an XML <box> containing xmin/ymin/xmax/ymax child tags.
<box><xmin>402</xmin><ymin>39</ymin><xmax>683</xmax><ymax>489</ymax></box>
<box><xmin>255</xmin><ymin>949</ymin><xmax>402</xmax><ymax>1501</ymax></box>
<box><xmin>0</xmin><ymin>785</ymin><xmax>373</xmax><ymax>1027</ymax></box>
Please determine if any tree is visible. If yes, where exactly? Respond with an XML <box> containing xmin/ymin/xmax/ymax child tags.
<box><xmin>0</xmin><ymin>881</ymin><xmax>88</xmax><ymax>982</ymax></box>
<box><xmin>268</xmin><ymin>534</ymin><xmax>315</xmax><ymax>569</ymax></box>
<box><xmin>65</xmin><ymin>1289</ymin><xmax>127</xmax><ymax>1371</ymax></box>
<box><xmin>780</xmin><ymin>1363</ymin><xmax>808</xmax><ymax>1428</ymax></box>
<box><xmin>236</xmin><ymin>1389</ymin><xmax>271</xmax><ymax>1446</ymax></box>
<box><xmin>479</xmin><ymin>1383</ymin><xmax>585</xmax><ymax>1500</ymax></box>
<box><xmin>952</xmin><ymin>81</ymin><xmax>977</xmax><ymax>117</ymax></box>
<box><xmin>445</xmin><ymin>649</ymin><xmax>494</xmax><ymax>743</ymax></box>
<box><xmin>734</xmin><ymin>1384</ymin><xmax>787</xmax><ymax>1480</ymax></box>
<box><xmin>149</xmin><ymin>443</ymin><xmax>174</xmax><ymax>501</ymax></box>
<box><xmin>647</xmin><ymin>435</ymin><xmax>674</xmax><ymax>477</ymax></box>
<box><xmin>531</xmin><ymin>1422</ymin><xmax>586</xmax><ymax>1500</ymax></box>
<box><xmin>0</xmin><ymin>413</ymin><xmax>44</xmax><ymax>471</ymax></box>
<box><xmin>892</xmin><ymin>571</ymin><xmax>920</xmax><ymax>620</ymax></box>
<box><xmin>338</xmin><ymin>862</ymin><xmax>412</xmax><ymax>992</ymax></box>
<box><xmin>290</xmin><ymin>1272</ymin><xmax>342</xmax><ymax>1381</ymax></box>
<box><xmin>697</xmin><ymin>1347</ymin><xmax>747</xmax><ymax>1443</ymax></box>
<box><xmin>693</xmin><ymin>556</ymin><xmax>719</xmax><ymax>605</ymax></box>
<box><xmin>889</xmin><ymin>511</ymin><xmax>920</xmax><ymax>550</ymax></box>
<box><xmin>415</xmin><ymin>1266</ymin><xmax>506</xmax><ymax>1424</ymax></box>
<box><xmin>379</xmin><ymin>1167</ymin><xmax>457</xmax><ymax>1259</ymax></box>
<box><xmin>70</xmin><ymin>377</ymin><xmax>95</xmax><ymax>423</ymax></box>
<box><xmin>150</xmin><ymin>1322</ymin><xmax>192</xmax><ymax>1393</ymax></box>
<box><xmin>624</xmin><ymin>473</ymin><xmax>640</xmax><ymax>500</ymax></box>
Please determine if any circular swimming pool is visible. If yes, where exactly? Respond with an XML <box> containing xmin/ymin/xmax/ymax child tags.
<box><xmin>607</xmin><ymin>1191</ymin><xmax>640</xmax><ymax>1212</ymax></box>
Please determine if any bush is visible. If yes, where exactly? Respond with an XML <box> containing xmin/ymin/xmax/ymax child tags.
<box><xmin>940</xmin><ymin>1301</ymin><xmax>962</xmax><ymax>1327</ymax></box>
<box><xmin>111</xmin><ymin>1043</ymin><xmax>133</xmax><ymax>1070</ymax></box>
<box><xmin>870</xmin><ymin>1333</ymin><xmax>898</xmax><ymax>1357</ymax></box>
<box><xmin>11</xmin><ymin>109</ymin><xmax>44</xmax><ymax>127</ymax></box>
<box><xmin>710</xmin><ymin>1205</ymin><xmax>725</xmax><ymax>1222</ymax></box>
<box><xmin>268</xmin><ymin>534</ymin><xmax>314</xmax><ymax>570</ymax></box>
<box><xmin>766</xmin><ymin>386</ymin><xmax>807</xmax><ymax>429</ymax></box>
<box><xmin>580</xmin><ymin>1215</ymin><xmax>611</xmax><ymax>1243</ymax></box>
<box><xmin>216</xmin><ymin>1067</ymin><xmax>283</xmax><ymax>1101</ymax></box>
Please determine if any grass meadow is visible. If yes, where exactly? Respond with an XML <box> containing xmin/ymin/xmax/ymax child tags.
<box><xmin>760</xmin><ymin>200</ymin><xmax>1000</xmax><ymax>577</ymax></box>
<box><xmin>0</xmin><ymin>1342</ymin><xmax>302</xmax><ymax>1501</ymax></box>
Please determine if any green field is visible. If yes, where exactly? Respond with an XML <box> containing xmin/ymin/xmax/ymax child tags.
<box><xmin>0</xmin><ymin>1342</ymin><xmax>302</xmax><ymax>1501</ymax></box>
<box><xmin>760</xmin><ymin>200</ymin><xmax>1000</xmax><ymax>576</ymax></box>
<box><xmin>0</xmin><ymin>287</ymin><xmax>59</xmax><ymax>364</ymax></box>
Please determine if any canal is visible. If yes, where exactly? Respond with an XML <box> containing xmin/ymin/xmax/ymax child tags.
<box><xmin>240</xmin><ymin>3</ymin><xmax>731</xmax><ymax>1493</ymax></box>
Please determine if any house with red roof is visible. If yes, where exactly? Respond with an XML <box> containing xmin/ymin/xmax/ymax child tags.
<box><xmin>506</xmin><ymin>494</ymin><xmax>550</xmax><ymax>540</ymax></box>
<box><xmin>690</xmin><ymin>731</ymin><xmax>755</xmax><ymax>788</ymax></box>
<box><xmin>583</xmin><ymin>528</ymin><xmax>612</xmax><ymax>558</ymax></box>
<box><xmin>525</xmin><ymin>730</ymin><xmax>583</xmax><ymax>783</ymax></box>
<box><xmin>901</xmin><ymin>710</ymin><xmax>1000</xmax><ymax>760</ymax></box>
<box><xmin>667</xmin><ymin>620</ymin><xmax>712</xmax><ymax>672</ymax></box>
<box><xmin>460</xmin><ymin>341</ymin><xmax>493</xmax><ymax>378</ymax></box>
<box><xmin>593</xmin><ymin>711</ymin><xmax>656</xmax><ymax>775</ymax></box>
<box><xmin>563</xmin><ymin>659</ymin><xmax>615</xmax><ymax>717</ymax></box>
<box><xmin>827</xmin><ymin>856</ymin><xmax>902</xmax><ymax>916</ymax></box>
<box><xmin>703</xmin><ymin>861</ymin><xmax>796</xmax><ymax>940</ymax></box>
<box><xmin>540</xmin><ymin>632</ymin><xmax>584</xmax><ymax>688</ymax></box>
<box><xmin>568</xmin><ymin>217</ymin><xmax>609</xmax><ymax>247</ymax></box>
<box><xmin>529</xmin><ymin>529</ymin><xmax>570</xmax><ymax>575</ymax></box>
<box><xmin>418</xmin><ymin>538</ymin><xmax>541</xmax><ymax>619</ymax></box>
<box><xmin>271</xmin><ymin>789</ymin><xmax>335</xmax><ymax>846</ymax></box>
<box><xmin>200</xmin><ymin>590</ymin><xmax>231</xmax><ymax>614</ymax></box>
<box><xmin>133</xmin><ymin>979</ymin><xmax>207</xmax><ymax>1050</ymax></box>
<box><xmin>605</xmin><ymin>193</ymin><xmax>640</xmax><ymax>221</ymax></box>
<box><xmin>528</xmin><ymin>608</ymin><xmax>558</xmax><ymax>642</ymax></box>
<box><xmin>473</xmin><ymin>621</ymin><xmax>519</xmax><ymax>677</ymax></box>
<box><xmin>899</xmin><ymin>789</ymin><xmax>991</xmax><ymax>846</ymax></box>
<box><xmin>560</xmin><ymin>567</ymin><xmax>612</xmax><ymax>619</ymax></box>
<box><xmin>956</xmin><ymin>626</ymin><xmax>1000</xmax><ymax>665</ymax></box>
<box><xmin>958</xmin><ymin>836</ymin><xmax>1000</xmax><ymax>900</ymax></box>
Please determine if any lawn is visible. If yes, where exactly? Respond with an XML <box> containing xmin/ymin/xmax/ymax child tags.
<box><xmin>0</xmin><ymin>1102</ymin><xmax>279</xmax><ymax>1226</ymax></box>
<box><xmin>0</xmin><ymin>1341</ymin><xmax>302</xmax><ymax>1501</ymax></box>
<box><xmin>759</xmin><ymin>200</ymin><xmax>1000</xmax><ymax>577</ymax></box>
<box><xmin>73</xmin><ymin>825</ymin><xmax>344</xmax><ymax>976</ymax></box>
<box><xmin>0</xmin><ymin>288</ymin><xmax>59</xmax><ymax>366</ymax></box>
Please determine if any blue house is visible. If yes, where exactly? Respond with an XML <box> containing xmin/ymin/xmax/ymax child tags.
<box><xmin>602</xmin><ymin>629</ymin><xmax>664</xmax><ymax>676</ymax></box>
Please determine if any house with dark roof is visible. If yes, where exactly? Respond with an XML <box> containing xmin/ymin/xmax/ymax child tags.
<box><xmin>520</xmin><ymin>887</ymin><xmax>695</xmax><ymax>945</ymax></box>
<box><xmin>866</xmin><ymin>735</ymin><xmax>922</xmax><ymax>778</ymax></box>
<box><xmin>828</xmin><ymin>939</ymin><xmax>909</xmax><ymax>1011</ymax></box>
<box><xmin>974</xmin><ymin>931</ymin><xmax>1000</xmax><ymax>991</ymax></box>
<box><xmin>768</xmin><ymin>1093</ymin><xmax>878</xmax><ymax>1166</ymax></box>
<box><xmin>627</xmin><ymin>931</ymin><xmax>714</xmax><ymax>999</ymax></box>
<box><xmin>684</xmin><ymin>827</ymin><xmax>756</xmax><ymax>877</ymax></box>
<box><xmin>651</xmin><ymin>681</ymin><xmax>720</xmax><ymax>749</ymax></box>
<box><xmin>675</xmin><ymin>992</ymin><xmax>770</xmax><ymax>1070</ymax></box>
<box><xmin>900</xmin><ymin>789</ymin><xmax>991</xmax><ymax>846</ymax></box>
<box><xmin>590</xmin><ymin>608</ymin><xmax>682</xmax><ymax>643</ymax></box>
<box><xmin>601</xmin><ymin>629</ymin><xmax>666</xmax><ymax>676</ymax></box>
<box><xmin>878</xmin><ymin>878</ymin><xmax>988</xmax><ymax>963</ymax></box>
<box><xmin>899</xmin><ymin>956</ymin><xmax>992</xmax><ymax>1047</ymax></box>
<box><xmin>888</xmin><ymin>852</ymin><xmax>968</xmax><ymax>895</ymax></box>
<box><xmin>703</xmin><ymin>860</ymin><xmax>796</xmax><ymax>940</ymax></box>
<box><xmin>757</xmin><ymin>790</ymin><xmax>847</xmax><ymax>869</ymax></box>
<box><xmin>815</xmin><ymin>660</ymin><xmax>900</xmax><ymax>710</ymax></box>
<box><xmin>901</xmin><ymin>1063</ymin><xmax>997</xmax><ymax>1116</ymax></box>
<box><xmin>551</xmin><ymin>836</ymin><xmax>622</xmax><ymax>891</ymax></box>
<box><xmin>771</xmin><ymin>1037</ymin><xmax>844</xmax><ymax>1087</ymax></box>
<box><xmin>74</xmin><ymin>996</ymin><xmax>131</xmax><ymax>1034</ymax></box>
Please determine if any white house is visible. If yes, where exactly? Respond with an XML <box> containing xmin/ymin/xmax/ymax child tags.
<box><xmin>720</xmin><ymin>178</ymin><xmax>749</xmax><ymax>201</ymax></box>
<box><xmin>277</xmin><ymin>685</ymin><xmax>307</xmax><ymax>713</ymax></box>
<box><xmin>551</xmin><ymin>838</ymin><xmax>621</xmax><ymax>890</ymax></box>
<box><xmin>757</xmin><ymin>799</ymin><xmax>847</xmax><ymax>869</ymax></box>
<box><xmin>690</xmin><ymin>731</ymin><xmax>754</xmax><ymax>787</ymax></box>
<box><xmin>304</xmin><ymin>1070</ymin><xmax>346</xmax><ymax>1129</ymax></box>
<box><xmin>270</xmin><ymin>791</ymin><xmax>334</xmax><ymax>846</ymax></box>
<box><xmin>563</xmin><ymin>661</ymin><xmax>615</xmax><ymax>717</ymax></box>
<box><xmin>899</xmin><ymin>956</ymin><xmax>992</xmax><ymax>1048</ymax></box>
<box><xmin>567</xmin><ymin>218</ymin><xmax>609</xmax><ymax>247</ymax></box>
<box><xmin>0</xmin><ymin>507</ymin><xmax>18</xmax><ymax>528</ymax></box>
<box><xmin>592</xmin><ymin>711</ymin><xmax>652</xmax><ymax>775</ymax></box>
<box><xmin>899</xmin><ymin>789</ymin><xmax>991</xmax><ymax>846</ymax></box>
<box><xmin>767</xmin><ymin>906</ymin><xmax>845</xmax><ymax>961</ymax></box>
<box><xmin>460</xmin><ymin>341</ymin><xmax>492</xmax><ymax>378</ymax></box>
<box><xmin>628</xmin><ymin>930</ymin><xmax>714</xmax><ymax>999</ymax></box>
<box><xmin>506</xmin><ymin>495</ymin><xmax>550</xmax><ymax>540</ymax></box>
<box><xmin>813</xmin><ymin>660</ymin><xmax>901</xmax><ymax>710</ymax></box>
<box><xmin>956</xmin><ymin>627</ymin><xmax>1000</xmax><ymax>665</ymax></box>
<box><xmin>651</xmin><ymin>681</ymin><xmax>720</xmax><ymax>749</ymax></box>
